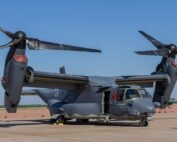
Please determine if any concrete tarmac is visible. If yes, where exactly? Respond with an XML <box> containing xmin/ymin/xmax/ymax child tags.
<box><xmin>0</xmin><ymin>113</ymin><xmax>177</xmax><ymax>142</ymax></box>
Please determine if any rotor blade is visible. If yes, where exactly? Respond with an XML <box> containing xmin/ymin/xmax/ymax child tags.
<box><xmin>0</xmin><ymin>39</ymin><xmax>21</xmax><ymax>49</ymax></box>
<box><xmin>0</xmin><ymin>27</ymin><xmax>14</xmax><ymax>38</ymax></box>
<box><xmin>139</xmin><ymin>31</ymin><xmax>166</xmax><ymax>49</ymax></box>
<box><xmin>26</xmin><ymin>38</ymin><xmax>101</xmax><ymax>53</ymax></box>
<box><xmin>0</xmin><ymin>42</ymin><xmax>14</xmax><ymax>49</ymax></box>
<box><xmin>135</xmin><ymin>49</ymin><xmax>170</xmax><ymax>57</ymax></box>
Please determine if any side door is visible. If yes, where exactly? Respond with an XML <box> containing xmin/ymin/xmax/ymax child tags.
<box><xmin>110</xmin><ymin>89</ymin><xmax>127</xmax><ymax>116</ymax></box>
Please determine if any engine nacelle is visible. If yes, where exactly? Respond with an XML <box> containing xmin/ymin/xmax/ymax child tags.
<box><xmin>4</xmin><ymin>59</ymin><xmax>27</xmax><ymax>112</ymax></box>
<box><xmin>153</xmin><ymin>64</ymin><xmax>177</xmax><ymax>108</ymax></box>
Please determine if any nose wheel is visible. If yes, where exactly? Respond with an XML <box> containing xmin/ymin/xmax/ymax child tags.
<box><xmin>139</xmin><ymin>117</ymin><xmax>148</xmax><ymax>127</ymax></box>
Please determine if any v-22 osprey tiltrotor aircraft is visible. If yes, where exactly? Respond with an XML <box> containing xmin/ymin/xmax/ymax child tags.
<box><xmin>0</xmin><ymin>27</ymin><xmax>177</xmax><ymax>127</ymax></box>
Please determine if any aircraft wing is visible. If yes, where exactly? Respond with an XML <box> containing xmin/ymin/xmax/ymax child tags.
<box><xmin>115</xmin><ymin>74</ymin><xmax>170</xmax><ymax>87</ymax></box>
<box><xmin>24</xmin><ymin>70</ymin><xmax>89</xmax><ymax>90</ymax></box>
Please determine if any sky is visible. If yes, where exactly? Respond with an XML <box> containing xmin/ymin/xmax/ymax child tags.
<box><xmin>0</xmin><ymin>0</ymin><xmax>177</xmax><ymax>105</ymax></box>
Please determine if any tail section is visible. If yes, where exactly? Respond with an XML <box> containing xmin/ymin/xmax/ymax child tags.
<box><xmin>59</xmin><ymin>66</ymin><xmax>66</xmax><ymax>74</ymax></box>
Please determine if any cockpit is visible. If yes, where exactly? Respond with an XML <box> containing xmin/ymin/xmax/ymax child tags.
<box><xmin>116</xmin><ymin>87</ymin><xmax>151</xmax><ymax>102</ymax></box>
<box><xmin>138</xmin><ymin>89</ymin><xmax>152</xmax><ymax>98</ymax></box>
<box><xmin>125</xmin><ymin>89</ymin><xmax>141</xmax><ymax>100</ymax></box>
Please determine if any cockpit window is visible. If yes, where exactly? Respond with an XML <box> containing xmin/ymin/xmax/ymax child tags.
<box><xmin>138</xmin><ymin>89</ymin><xmax>146</xmax><ymax>97</ymax></box>
<box><xmin>125</xmin><ymin>89</ymin><xmax>141</xmax><ymax>100</ymax></box>
<box><xmin>138</xmin><ymin>89</ymin><xmax>152</xmax><ymax>98</ymax></box>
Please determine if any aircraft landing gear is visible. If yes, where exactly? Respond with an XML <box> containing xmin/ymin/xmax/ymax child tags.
<box><xmin>50</xmin><ymin>115</ymin><xmax>65</xmax><ymax>125</ymax></box>
<box><xmin>139</xmin><ymin>117</ymin><xmax>148</xmax><ymax>127</ymax></box>
<box><xmin>55</xmin><ymin>115</ymin><xmax>65</xmax><ymax>124</ymax></box>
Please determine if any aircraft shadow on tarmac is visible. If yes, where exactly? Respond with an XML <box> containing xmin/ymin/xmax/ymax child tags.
<box><xmin>67</xmin><ymin>121</ymin><xmax>140</xmax><ymax>127</ymax></box>
<box><xmin>0</xmin><ymin>119</ymin><xmax>50</xmax><ymax>128</ymax></box>
<box><xmin>0</xmin><ymin>119</ymin><xmax>141</xmax><ymax>128</ymax></box>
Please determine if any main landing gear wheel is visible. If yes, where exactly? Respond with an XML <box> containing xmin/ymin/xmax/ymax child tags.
<box><xmin>56</xmin><ymin>115</ymin><xmax>65</xmax><ymax>124</ymax></box>
<box><xmin>139</xmin><ymin>118</ymin><xmax>148</xmax><ymax>127</ymax></box>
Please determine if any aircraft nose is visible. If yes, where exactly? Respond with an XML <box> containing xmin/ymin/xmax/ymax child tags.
<box><xmin>145</xmin><ymin>105</ymin><xmax>156</xmax><ymax>114</ymax></box>
<box><xmin>132</xmin><ymin>99</ymin><xmax>156</xmax><ymax>115</ymax></box>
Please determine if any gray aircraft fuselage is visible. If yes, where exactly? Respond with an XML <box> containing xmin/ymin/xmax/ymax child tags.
<box><xmin>31</xmin><ymin>83</ymin><xmax>155</xmax><ymax>122</ymax></box>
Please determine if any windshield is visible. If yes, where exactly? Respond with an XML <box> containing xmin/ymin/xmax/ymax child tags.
<box><xmin>125</xmin><ymin>89</ymin><xmax>141</xmax><ymax>100</ymax></box>
<box><xmin>138</xmin><ymin>89</ymin><xmax>152</xmax><ymax>98</ymax></box>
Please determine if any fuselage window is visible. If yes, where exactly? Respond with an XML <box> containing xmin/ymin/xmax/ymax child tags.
<box><xmin>116</xmin><ymin>90</ymin><xmax>124</xmax><ymax>101</ymax></box>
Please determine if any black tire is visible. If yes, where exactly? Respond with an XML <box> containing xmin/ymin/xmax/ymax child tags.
<box><xmin>144</xmin><ymin>120</ymin><xmax>148</xmax><ymax>127</ymax></box>
<box><xmin>139</xmin><ymin>120</ymin><xmax>145</xmax><ymax>127</ymax></box>
<box><xmin>139</xmin><ymin>118</ymin><xmax>148</xmax><ymax>127</ymax></box>
<box><xmin>56</xmin><ymin>115</ymin><xmax>65</xmax><ymax>124</ymax></box>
